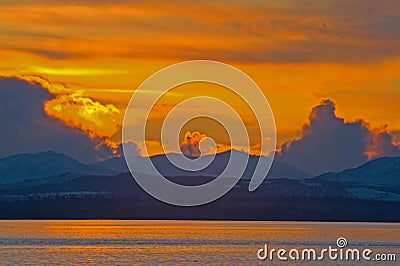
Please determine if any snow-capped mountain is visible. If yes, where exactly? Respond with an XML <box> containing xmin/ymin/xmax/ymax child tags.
<box><xmin>1</xmin><ymin>154</ymin><xmax>399</xmax><ymax>220</ymax></box>
<box><xmin>314</xmin><ymin>156</ymin><xmax>400</xmax><ymax>187</ymax></box>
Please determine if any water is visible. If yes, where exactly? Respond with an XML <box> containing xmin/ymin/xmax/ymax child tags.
<box><xmin>0</xmin><ymin>220</ymin><xmax>398</xmax><ymax>265</ymax></box>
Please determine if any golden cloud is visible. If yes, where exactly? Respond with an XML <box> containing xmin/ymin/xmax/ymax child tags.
<box><xmin>20</xmin><ymin>75</ymin><xmax>122</xmax><ymax>152</ymax></box>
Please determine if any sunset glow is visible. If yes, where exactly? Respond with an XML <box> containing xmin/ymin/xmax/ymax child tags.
<box><xmin>1</xmin><ymin>0</ymin><xmax>399</xmax><ymax>157</ymax></box>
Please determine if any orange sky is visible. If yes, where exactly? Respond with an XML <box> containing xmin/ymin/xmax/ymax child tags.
<box><xmin>1</xmin><ymin>1</ymin><xmax>399</xmax><ymax>155</ymax></box>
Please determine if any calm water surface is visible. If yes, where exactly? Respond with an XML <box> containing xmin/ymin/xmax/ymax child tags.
<box><xmin>0</xmin><ymin>220</ymin><xmax>399</xmax><ymax>265</ymax></box>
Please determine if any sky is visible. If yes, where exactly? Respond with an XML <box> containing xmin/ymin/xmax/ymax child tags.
<box><xmin>0</xmin><ymin>0</ymin><xmax>399</xmax><ymax>173</ymax></box>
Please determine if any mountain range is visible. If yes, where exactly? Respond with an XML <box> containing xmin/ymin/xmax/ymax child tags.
<box><xmin>0</xmin><ymin>150</ymin><xmax>399</xmax><ymax>221</ymax></box>
<box><xmin>0</xmin><ymin>151</ymin><xmax>117</xmax><ymax>185</ymax></box>
<box><xmin>0</xmin><ymin>150</ymin><xmax>309</xmax><ymax>185</ymax></box>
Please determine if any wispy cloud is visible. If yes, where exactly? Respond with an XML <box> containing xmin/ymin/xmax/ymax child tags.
<box><xmin>31</xmin><ymin>66</ymin><xmax>125</xmax><ymax>76</ymax></box>
<box><xmin>1</xmin><ymin>0</ymin><xmax>399</xmax><ymax>63</ymax></box>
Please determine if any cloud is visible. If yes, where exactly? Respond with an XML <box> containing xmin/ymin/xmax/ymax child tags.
<box><xmin>1</xmin><ymin>0</ymin><xmax>400</xmax><ymax>63</ymax></box>
<box><xmin>180</xmin><ymin>131</ymin><xmax>206</xmax><ymax>157</ymax></box>
<box><xmin>366</xmin><ymin>128</ymin><xmax>400</xmax><ymax>159</ymax></box>
<box><xmin>22</xmin><ymin>75</ymin><xmax>121</xmax><ymax>145</ymax></box>
<box><xmin>278</xmin><ymin>99</ymin><xmax>400</xmax><ymax>175</ymax></box>
<box><xmin>0</xmin><ymin>76</ymin><xmax>115</xmax><ymax>163</ymax></box>
<box><xmin>45</xmin><ymin>93</ymin><xmax>120</xmax><ymax>137</ymax></box>
<box><xmin>392</xmin><ymin>130</ymin><xmax>400</xmax><ymax>146</ymax></box>
<box><xmin>116</xmin><ymin>141</ymin><xmax>140</xmax><ymax>157</ymax></box>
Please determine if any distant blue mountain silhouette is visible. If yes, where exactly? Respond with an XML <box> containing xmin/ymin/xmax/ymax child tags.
<box><xmin>97</xmin><ymin>149</ymin><xmax>309</xmax><ymax>180</ymax></box>
<box><xmin>315</xmin><ymin>156</ymin><xmax>400</xmax><ymax>187</ymax></box>
<box><xmin>0</xmin><ymin>151</ymin><xmax>116</xmax><ymax>184</ymax></box>
<box><xmin>0</xmin><ymin>150</ymin><xmax>309</xmax><ymax>185</ymax></box>
<box><xmin>0</xmin><ymin>154</ymin><xmax>399</xmax><ymax>221</ymax></box>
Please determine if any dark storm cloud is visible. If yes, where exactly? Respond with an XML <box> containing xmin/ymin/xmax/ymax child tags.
<box><xmin>278</xmin><ymin>99</ymin><xmax>400</xmax><ymax>175</ymax></box>
<box><xmin>0</xmin><ymin>76</ymin><xmax>113</xmax><ymax>163</ymax></box>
